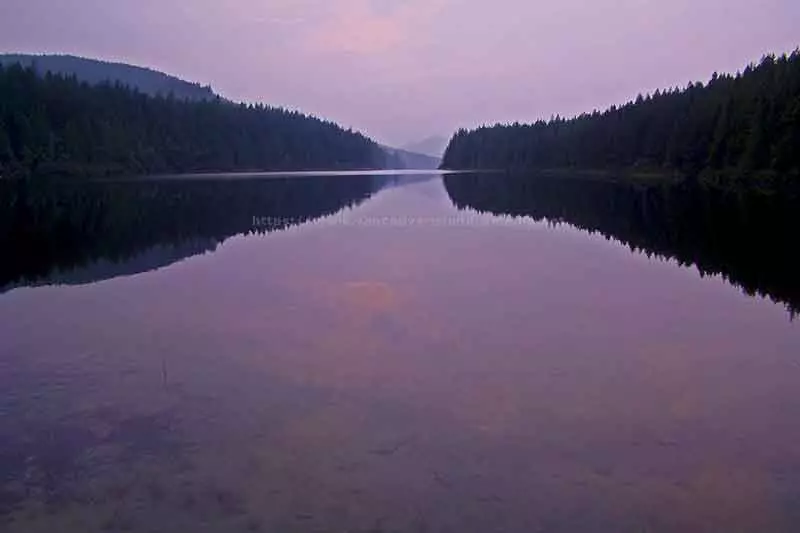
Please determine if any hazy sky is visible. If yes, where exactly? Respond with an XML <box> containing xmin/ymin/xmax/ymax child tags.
<box><xmin>1</xmin><ymin>1</ymin><xmax>797</xmax><ymax>145</ymax></box>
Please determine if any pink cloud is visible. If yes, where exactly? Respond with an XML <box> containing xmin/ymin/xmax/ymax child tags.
<box><xmin>303</xmin><ymin>0</ymin><xmax>449</xmax><ymax>56</ymax></box>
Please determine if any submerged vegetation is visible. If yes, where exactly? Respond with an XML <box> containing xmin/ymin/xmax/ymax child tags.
<box><xmin>442</xmin><ymin>51</ymin><xmax>800</xmax><ymax>184</ymax></box>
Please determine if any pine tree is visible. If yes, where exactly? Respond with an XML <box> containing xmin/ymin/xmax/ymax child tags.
<box><xmin>441</xmin><ymin>50</ymin><xmax>800</xmax><ymax>181</ymax></box>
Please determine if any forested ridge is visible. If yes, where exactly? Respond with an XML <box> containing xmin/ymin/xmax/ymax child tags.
<box><xmin>0</xmin><ymin>63</ymin><xmax>389</xmax><ymax>177</ymax></box>
<box><xmin>0</xmin><ymin>54</ymin><xmax>217</xmax><ymax>101</ymax></box>
<box><xmin>442</xmin><ymin>51</ymin><xmax>800</xmax><ymax>181</ymax></box>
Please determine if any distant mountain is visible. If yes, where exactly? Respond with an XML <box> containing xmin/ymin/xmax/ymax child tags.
<box><xmin>381</xmin><ymin>146</ymin><xmax>441</xmax><ymax>169</ymax></box>
<box><xmin>0</xmin><ymin>54</ymin><xmax>216</xmax><ymax>101</ymax></box>
<box><xmin>402</xmin><ymin>136</ymin><xmax>448</xmax><ymax>158</ymax></box>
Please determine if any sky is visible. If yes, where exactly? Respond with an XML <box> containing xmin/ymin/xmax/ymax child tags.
<box><xmin>0</xmin><ymin>0</ymin><xmax>798</xmax><ymax>146</ymax></box>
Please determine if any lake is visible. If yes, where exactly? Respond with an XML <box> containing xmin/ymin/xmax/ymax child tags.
<box><xmin>1</xmin><ymin>172</ymin><xmax>799</xmax><ymax>532</ymax></box>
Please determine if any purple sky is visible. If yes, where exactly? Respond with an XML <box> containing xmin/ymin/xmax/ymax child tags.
<box><xmin>1</xmin><ymin>0</ymin><xmax>798</xmax><ymax>146</ymax></box>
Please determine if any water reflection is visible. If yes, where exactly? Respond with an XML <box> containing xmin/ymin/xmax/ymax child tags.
<box><xmin>0</xmin><ymin>174</ymin><xmax>382</xmax><ymax>291</ymax></box>
<box><xmin>445</xmin><ymin>173</ymin><xmax>800</xmax><ymax>315</ymax></box>
<box><xmin>0</xmin><ymin>173</ymin><xmax>799</xmax><ymax>532</ymax></box>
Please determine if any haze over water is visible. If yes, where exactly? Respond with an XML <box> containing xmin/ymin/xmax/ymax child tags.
<box><xmin>1</xmin><ymin>172</ymin><xmax>799</xmax><ymax>532</ymax></box>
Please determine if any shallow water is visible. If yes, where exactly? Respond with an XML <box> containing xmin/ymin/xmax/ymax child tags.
<box><xmin>1</xmin><ymin>172</ymin><xmax>799</xmax><ymax>532</ymax></box>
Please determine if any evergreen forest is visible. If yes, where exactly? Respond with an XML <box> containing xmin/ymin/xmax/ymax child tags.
<box><xmin>442</xmin><ymin>51</ymin><xmax>800</xmax><ymax>183</ymax></box>
<box><xmin>0</xmin><ymin>64</ymin><xmax>389</xmax><ymax>177</ymax></box>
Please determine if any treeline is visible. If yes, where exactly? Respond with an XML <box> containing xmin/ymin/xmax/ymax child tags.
<box><xmin>0</xmin><ymin>54</ymin><xmax>217</xmax><ymax>102</ymax></box>
<box><xmin>442</xmin><ymin>51</ymin><xmax>800</xmax><ymax>180</ymax></box>
<box><xmin>0</xmin><ymin>64</ymin><xmax>388</xmax><ymax>177</ymax></box>
<box><xmin>444</xmin><ymin>173</ymin><xmax>800</xmax><ymax>316</ymax></box>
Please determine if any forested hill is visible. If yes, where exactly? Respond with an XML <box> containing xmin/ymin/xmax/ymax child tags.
<box><xmin>0</xmin><ymin>64</ymin><xmax>389</xmax><ymax>177</ymax></box>
<box><xmin>0</xmin><ymin>54</ymin><xmax>216</xmax><ymax>101</ymax></box>
<box><xmin>442</xmin><ymin>51</ymin><xmax>800</xmax><ymax>181</ymax></box>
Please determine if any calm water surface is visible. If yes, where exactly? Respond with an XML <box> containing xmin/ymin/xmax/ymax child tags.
<box><xmin>1</xmin><ymin>172</ymin><xmax>799</xmax><ymax>532</ymax></box>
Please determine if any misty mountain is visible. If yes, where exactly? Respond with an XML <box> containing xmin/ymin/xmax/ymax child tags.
<box><xmin>0</xmin><ymin>53</ymin><xmax>216</xmax><ymax>101</ymax></box>
<box><xmin>381</xmin><ymin>146</ymin><xmax>441</xmax><ymax>169</ymax></box>
<box><xmin>402</xmin><ymin>135</ymin><xmax>448</xmax><ymax>158</ymax></box>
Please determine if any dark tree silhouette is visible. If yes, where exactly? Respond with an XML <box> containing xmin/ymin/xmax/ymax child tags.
<box><xmin>442</xmin><ymin>51</ymin><xmax>800</xmax><ymax>184</ymax></box>
<box><xmin>0</xmin><ymin>54</ymin><xmax>217</xmax><ymax>101</ymax></box>
<box><xmin>0</xmin><ymin>64</ymin><xmax>390</xmax><ymax>177</ymax></box>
